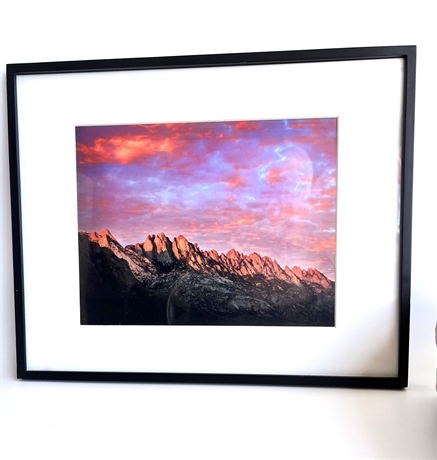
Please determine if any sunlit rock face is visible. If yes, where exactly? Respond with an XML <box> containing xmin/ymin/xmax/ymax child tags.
<box><xmin>79</xmin><ymin>229</ymin><xmax>335</xmax><ymax>326</ymax></box>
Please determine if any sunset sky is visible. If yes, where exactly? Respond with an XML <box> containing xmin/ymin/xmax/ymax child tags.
<box><xmin>76</xmin><ymin>118</ymin><xmax>337</xmax><ymax>279</ymax></box>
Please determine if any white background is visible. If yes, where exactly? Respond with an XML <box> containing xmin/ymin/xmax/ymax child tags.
<box><xmin>1</xmin><ymin>1</ymin><xmax>436</xmax><ymax>459</ymax></box>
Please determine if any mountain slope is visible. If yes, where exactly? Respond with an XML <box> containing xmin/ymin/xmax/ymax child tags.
<box><xmin>78</xmin><ymin>229</ymin><xmax>335</xmax><ymax>326</ymax></box>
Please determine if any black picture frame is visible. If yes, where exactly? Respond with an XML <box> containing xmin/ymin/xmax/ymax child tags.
<box><xmin>7</xmin><ymin>46</ymin><xmax>416</xmax><ymax>388</ymax></box>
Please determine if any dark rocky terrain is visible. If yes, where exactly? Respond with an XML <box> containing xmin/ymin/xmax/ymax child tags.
<box><xmin>78</xmin><ymin>229</ymin><xmax>335</xmax><ymax>326</ymax></box>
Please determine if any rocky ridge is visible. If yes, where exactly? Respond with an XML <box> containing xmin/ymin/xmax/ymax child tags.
<box><xmin>123</xmin><ymin>230</ymin><xmax>333</xmax><ymax>290</ymax></box>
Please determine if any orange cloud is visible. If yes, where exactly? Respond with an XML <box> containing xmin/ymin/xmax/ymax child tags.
<box><xmin>301</xmin><ymin>235</ymin><xmax>336</xmax><ymax>254</ymax></box>
<box><xmin>226</xmin><ymin>175</ymin><xmax>247</xmax><ymax>189</ymax></box>
<box><xmin>77</xmin><ymin>134</ymin><xmax>178</xmax><ymax>165</ymax></box>
<box><xmin>321</xmin><ymin>187</ymin><xmax>337</xmax><ymax>197</ymax></box>
<box><xmin>236</xmin><ymin>218</ymin><xmax>256</xmax><ymax>225</ymax></box>
<box><xmin>265</xmin><ymin>168</ymin><xmax>282</xmax><ymax>185</ymax></box>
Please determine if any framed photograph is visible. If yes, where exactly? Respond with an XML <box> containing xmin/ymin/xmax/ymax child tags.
<box><xmin>7</xmin><ymin>46</ymin><xmax>416</xmax><ymax>388</ymax></box>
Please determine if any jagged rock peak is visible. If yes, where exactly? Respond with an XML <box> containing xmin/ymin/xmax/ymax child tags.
<box><xmin>291</xmin><ymin>266</ymin><xmax>303</xmax><ymax>278</ymax></box>
<box><xmin>142</xmin><ymin>233</ymin><xmax>171</xmax><ymax>254</ymax></box>
<box><xmin>100</xmin><ymin>228</ymin><xmax>116</xmax><ymax>240</ymax></box>
<box><xmin>226</xmin><ymin>248</ymin><xmax>242</xmax><ymax>260</ymax></box>
<box><xmin>291</xmin><ymin>266</ymin><xmax>332</xmax><ymax>289</ymax></box>
<box><xmin>172</xmin><ymin>235</ymin><xmax>193</xmax><ymax>262</ymax></box>
<box><xmin>143</xmin><ymin>234</ymin><xmax>155</xmax><ymax>253</ymax></box>
<box><xmin>174</xmin><ymin>234</ymin><xmax>190</xmax><ymax>250</ymax></box>
<box><xmin>154</xmin><ymin>232</ymin><xmax>172</xmax><ymax>253</ymax></box>
<box><xmin>86</xmin><ymin>231</ymin><xmax>100</xmax><ymax>243</ymax></box>
<box><xmin>86</xmin><ymin>228</ymin><xmax>120</xmax><ymax>246</ymax></box>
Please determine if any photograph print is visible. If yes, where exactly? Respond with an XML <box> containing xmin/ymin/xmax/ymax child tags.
<box><xmin>76</xmin><ymin>118</ymin><xmax>337</xmax><ymax>326</ymax></box>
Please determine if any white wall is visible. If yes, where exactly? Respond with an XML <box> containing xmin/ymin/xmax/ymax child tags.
<box><xmin>1</xmin><ymin>1</ymin><xmax>435</xmax><ymax>459</ymax></box>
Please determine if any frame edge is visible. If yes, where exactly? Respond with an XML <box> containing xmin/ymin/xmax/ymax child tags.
<box><xmin>7</xmin><ymin>46</ymin><xmax>416</xmax><ymax>388</ymax></box>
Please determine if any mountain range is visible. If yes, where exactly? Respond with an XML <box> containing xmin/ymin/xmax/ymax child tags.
<box><xmin>78</xmin><ymin>229</ymin><xmax>335</xmax><ymax>326</ymax></box>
